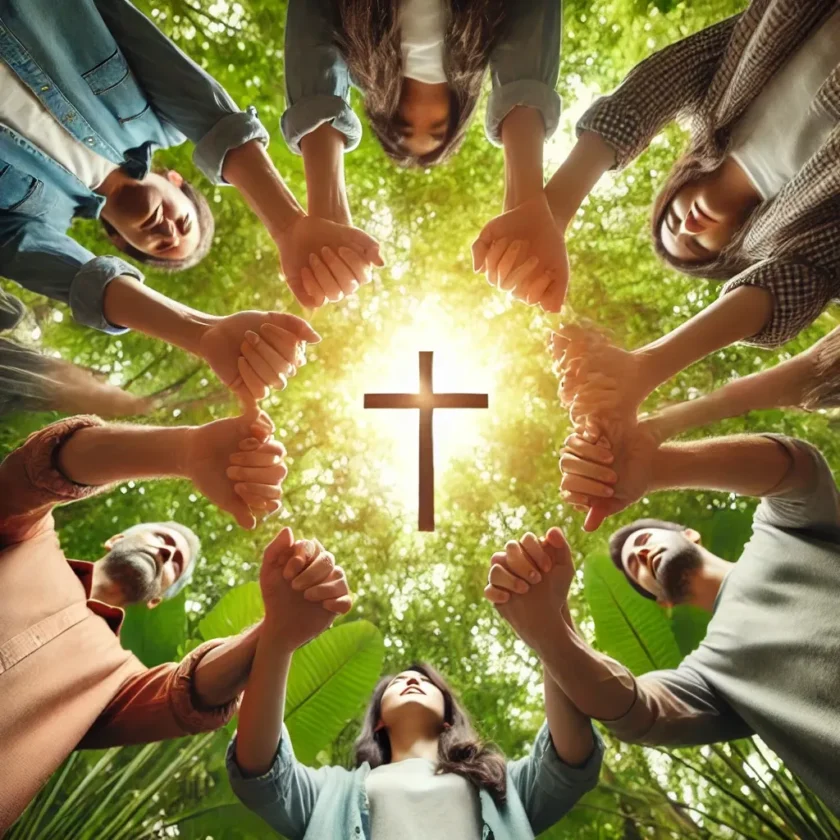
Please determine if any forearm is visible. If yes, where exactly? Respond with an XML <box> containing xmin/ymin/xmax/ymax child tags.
<box><xmin>545</xmin><ymin>131</ymin><xmax>615</xmax><ymax>226</ymax></box>
<box><xmin>103</xmin><ymin>276</ymin><xmax>213</xmax><ymax>356</ymax></box>
<box><xmin>234</xmin><ymin>615</ymin><xmax>294</xmax><ymax>777</ymax></box>
<box><xmin>650</xmin><ymin>434</ymin><xmax>811</xmax><ymax>497</ymax></box>
<box><xmin>193</xmin><ymin>622</ymin><xmax>263</xmax><ymax>708</ymax></box>
<box><xmin>222</xmin><ymin>139</ymin><xmax>305</xmax><ymax>239</ymax></box>
<box><xmin>300</xmin><ymin>124</ymin><xmax>351</xmax><ymax>223</ymax></box>
<box><xmin>501</xmin><ymin>106</ymin><xmax>546</xmax><ymax>210</ymax></box>
<box><xmin>56</xmin><ymin>422</ymin><xmax>194</xmax><ymax>486</ymax></box>
<box><xmin>636</xmin><ymin>285</ymin><xmax>774</xmax><ymax>397</ymax></box>
<box><xmin>542</xmin><ymin>669</ymin><xmax>595</xmax><ymax>766</ymax></box>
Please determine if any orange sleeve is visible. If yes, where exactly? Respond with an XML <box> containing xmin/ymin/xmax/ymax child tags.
<box><xmin>78</xmin><ymin>641</ymin><xmax>240</xmax><ymax>749</ymax></box>
<box><xmin>0</xmin><ymin>416</ymin><xmax>107</xmax><ymax>546</ymax></box>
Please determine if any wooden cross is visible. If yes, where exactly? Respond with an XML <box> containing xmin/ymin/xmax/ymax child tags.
<box><xmin>364</xmin><ymin>351</ymin><xmax>489</xmax><ymax>532</ymax></box>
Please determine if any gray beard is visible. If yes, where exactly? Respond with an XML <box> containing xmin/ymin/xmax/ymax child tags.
<box><xmin>99</xmin><ymin>543</ymin><xmax>161</xmax><ymax>605</ymax></box>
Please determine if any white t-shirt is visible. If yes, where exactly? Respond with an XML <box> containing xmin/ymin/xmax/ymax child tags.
<box><xmin>0</xmin><ymin>61</ymin><xmax>118</xmax><ymax>191</ymax></box>
<box><xmin>729</xmin><ymin>9</ymin><xmax>840</xmax><ymax>200</ymax></box>
<box><xmin>366</xmin><ymin>758</ymin><xmax>482</xmax><ymax>839</ymax></box>
<box><xmin>400</xmin><ymin>0</ymin><xmax>447</xmax><ymax>85</ymax></box>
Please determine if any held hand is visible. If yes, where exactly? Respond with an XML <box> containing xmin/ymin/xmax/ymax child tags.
<box><xmin>198</xmin><ymin>311</ymin><xmax>321</xmax><ymax>405</ymax></box>
<box><xmin>260</xmin><ymin>527</ymin><xmax>352</xmax><ymax>651</ymax></box>
<box><xmin>483</xmin><ymin>528</ymin><xmax>574</xmax><ymax>655</ymax></box>
<box><xmin>472</xmin><ymin>195</ymin><xmax>569</xmax><ymax>313</ymax></box>
<box><xmin>275</xmin><ymin>215</ymin><xmax>384</xmax><ymax>308</ymax></box>
<box><xmin>184</xmin><ymin>407</ymin><xmax>284</xmax><ymax>529</ymax></box>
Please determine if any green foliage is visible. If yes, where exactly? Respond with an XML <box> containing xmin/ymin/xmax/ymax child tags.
<box><xmin>121</xmin><ymin>590</ymin><xmax>188</xmax><ymax>667</ymax></box>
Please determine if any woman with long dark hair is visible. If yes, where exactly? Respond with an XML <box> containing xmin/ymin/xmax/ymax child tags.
<box><xmin>281</xmin><ymin>0</ymin><xmax>567</xmax><ymax>308</ymax></box>
<box><xmin>227</xmin><ymin>527</ymin><xmax>603</xmax><ymax>839</ymax></box>
<box><xmin>482</xmin><ymin>0</ymin><xmax>840</xmax><ymax>412</ymax></box>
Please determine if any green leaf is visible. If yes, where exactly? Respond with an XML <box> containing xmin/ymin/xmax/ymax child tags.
<box><xmin>698</xmin><ymin>508</ymin><xmax>754</xmax><ymax>562</ymax></box>
<box><xmin>120</xmin><ymin>591</ymin><xmax>187</xmax><ymax>667</ymax></box>
<box><xmin>286</xmin><ymin>621</ymin><xmax>385</xmax><ymax>764</ymax></box>
<box><xmin>171</xmin><ymin>802</ymin><xmax>276</xmax><ymax>840</ymax></box>
<box><xmin>670</xmin><ymin>605</ymin><xmax>710</xmax><ymax>658</ymax></box>
<box><xmin>584</xmin><ymin>551</ymin><xmax>682</xmax><ymax>674</ymax></box>
<box><xmin>198</xmin><ymin>582</ymin><xmax>264</xmax><ymax>640</ymax></box>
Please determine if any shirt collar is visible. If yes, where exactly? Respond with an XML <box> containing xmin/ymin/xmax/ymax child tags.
<box><xmin>68</xmin><ymin>559</ymin><xmax>125</xmax><ymax>635</ymax></box>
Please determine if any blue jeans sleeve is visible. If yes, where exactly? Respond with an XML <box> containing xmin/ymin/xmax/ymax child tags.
<box><xmin>93</xmin><ymin>0</ymin><xmax>270</xmax><ymax>184</ymax></box>
<box><xmin>486</xmin><ymin>0</ymin><xmax>563</xmax><ymax>146</ymax></box>
<box><xmin>0</xmin><ymin>212</ymin><xmax>142</xmax><ymax>334</ymax></box>
<box><xmin>282</xmin><ymin>0</ymin><xmax>362</xmax><ymax>154</ymax></box>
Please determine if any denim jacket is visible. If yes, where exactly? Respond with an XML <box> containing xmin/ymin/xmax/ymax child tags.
<box><xmin>282</xmin><ymin>0</ymin><xmax>563</xmax><ymax>154</ymax></box>
<box><xmin>0</xmin><ymin>0</ymin><xmax>268</xmax><ymax>333</ymax></box>
<box><xmin>226</xmin><ymin>722</ymin><xmax>603</xmax><ymax>840</ymax></box>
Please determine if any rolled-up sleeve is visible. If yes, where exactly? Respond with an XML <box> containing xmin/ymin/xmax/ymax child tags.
<box><xmin>721</xmin><ymin>258</ymin><xmax>835</xmax><ymax>348</ymax></box>
<box><xmin>282</xmin><ymin>0</ymin><xmax>362</xmax><ymax>154</ymax></box>
<box><xmin>0</xmin><ymin>212</ymin><xmax>143</xmax><ymax>334</ymax></box>
<box><xmin>93</xmin><ymin>0</ymin><xmax>269</xmax><ymax>184</ymax></box>
<box><xmin>79</xmin><ymin>640</ymin><xmax>239</xmax><ymax>748</ymax></box>
<box><xmin>486</xmin><ymin>0</ymin><xmax>562</xmax><ymax>146</ymax></box>
<box><xmin>507</xmin><ymin>721</ymin><xmax>604</xmax><ymax>835</ymax></box>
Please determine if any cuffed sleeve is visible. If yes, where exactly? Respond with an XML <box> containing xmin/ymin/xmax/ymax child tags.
<box><xmin>721</xmin><ymin>259</ymin><xmax>835</xmax><ymax>348</ymax></box>
<box><xmin>576</xmin><ymin>14</ymin><xmax>740</xmax><ymax>169</ymax></box>
<box><xmin>79</xmin><ymin>640</ymin><xmax>238</xmax><ymax>748</ymax></box>
<box><xmin>486</xmin><ymin>0</ymin><xmax>562</xmax><ymax>145</ymax></box>
<box><xmin>507</xmin><ymin>721</ymin><xmax>604</xmax><ymax>835</ymax></box>
<box><xmin>0</xmin><ymin>415</ymin><xmax>106</xmax><ymax>543</ymax></box>
<box><xmin>94</xmin><ymin>0</ymin><xmax>270</xmax><ymax>184</ymax></box>
<box><xmin>70</xmin><ymin>256</ymin><xmax>144</xmax><ymax>334</ymax></box>
<box><xmin>600</xmin><ymin>665</ymin><xmax>753</xmax><ymax>747</ymax></box>
<box><xmin>282</xmin><ymin>0</ymin><xmax>361</xmax><ymax>154</ymax></box>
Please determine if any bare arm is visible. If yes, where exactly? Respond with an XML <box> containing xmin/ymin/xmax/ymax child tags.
<box><xmin>500</xmin><ymin>106</ymin><xmax>546</xmax><ymax>211</ymax></box>
<box><xmin>300</xmin><ymin>124</ymin><xmax>351</xmax><ymax>224</ymax></box>
<box><xmin>193</xmin><ymin>623</ymin><xmax>263</xmax><ymax>708</ymax></box>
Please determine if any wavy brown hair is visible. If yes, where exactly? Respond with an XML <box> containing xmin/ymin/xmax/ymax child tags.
<box><xmin>354</xmin><ymin>662</ymin><xmax>508</xmax><ymax>803</ymax></box>
<box><xmin>334</xmin><ymin>0</ymin><xmax>510</xmax><ymax>167</ymax></box>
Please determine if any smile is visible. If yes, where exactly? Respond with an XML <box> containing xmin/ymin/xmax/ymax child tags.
<box><xmin>401</xmin><ymin>686</ymin><xmax>425</xmax><ymax>696</ymax></box>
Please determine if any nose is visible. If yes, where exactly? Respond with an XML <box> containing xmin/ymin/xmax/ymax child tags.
<box><xmin>406</xmin><ymin>676</ymin><xmax>419</xmax><ymax>686</ymax></box>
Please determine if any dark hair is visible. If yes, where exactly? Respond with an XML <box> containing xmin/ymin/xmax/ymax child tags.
<box><xmin>354</xmin><ymin>662</ymin><xmax>508</xmax><ymax>804</ymax></box>
<box><xmin>334</xmin><ymin>0</ymin><xmax>510</xmax><ymax>167</ymax></box>
<box><xmin>101</xmin><ymin>173</ymin><xmax>215</xmax><ymax>272</ymax></box>
<box><xmin>650</xmin><ymin>151</ymin><xmax>755</xmax><ymax>281</ymax></box>
<box><xmin>608</xmin><ymin>518</ymin><xmax>686</xmax><ymax>601</ymax></box>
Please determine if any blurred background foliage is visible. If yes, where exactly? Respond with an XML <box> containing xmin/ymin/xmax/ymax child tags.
<box><xmin>4</xmin><ymin>0</ymin><xmax>840</xmax><ymax>836</ymax></box>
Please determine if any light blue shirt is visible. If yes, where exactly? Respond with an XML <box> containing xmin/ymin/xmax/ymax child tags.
<box><xmin>0</xmin><ymin>0</ymin><xmax>269</xmax><ymax>334</ymax></box>
<box><xmin>226</xmin><ymin>722</ymin><xmax>603</xmax><ymax>840</ymax></box>
<box><xmin>281</xmin><ymin>0</ymin><xmax>563</xmax><ymax>154</ymax></box>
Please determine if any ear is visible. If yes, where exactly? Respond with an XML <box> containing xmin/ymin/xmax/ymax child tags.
<box><xmin>165</xmin><ymin>170</ymin><xmax>185</xmax><ymax>188</ymax></box>
<box><xmin>374</xmin><ymin>720</ymin><xmax>386</xmax><ymax>733</ymax></box>
<box><xmin>656</xmin><ymin>596</ymin><xmax>674</xmax><ymax>609</ymax></box>
<box><xmin>146</xmin><ymin>596</ymin><xmax>162</xmax><ymax>610</ymax></box>
<box><xmin>684</xmin><ymin>528</ymin><xmax>702</xmax><ymax>545</ymax></box>
<box><xmin>104</xmin><ymin>533</ymin><xmax>125</xmax><ymax>550</ymax></box>
<box><xmin>106</xmin><ymin>229</ymin><xmax>129</xmax><ymax>251</ymax></box>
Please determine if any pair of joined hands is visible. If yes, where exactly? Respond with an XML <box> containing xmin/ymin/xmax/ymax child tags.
<box><xmin>259</xmin><ymin>525</ymin><xmax>575</xmax><ymax>658</ymax></box>
<box><xmin>550</xmin><ymin>324</ymin><xmax>661</xmax><ymax>531</ymax></box>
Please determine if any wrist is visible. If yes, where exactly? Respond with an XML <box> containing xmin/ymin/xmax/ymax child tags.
<box><xmin>261</xmin><ymin>610</ymin><xmax>299</xmax><ymax>653</ymax></box>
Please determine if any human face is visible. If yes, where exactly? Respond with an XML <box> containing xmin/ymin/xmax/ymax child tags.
<box><xmin>659</xmin><ymin>159</ymin><xmax>760</xmax><ymax>263</ymax></box>
<box><xmin>379</xmin><ymin>670</ymin><xmax>446</xmax><ymax>730</ymax></box>
<box><xmin>620</xmin><ymin>527</ymin><xmax>702</xmax><ymax>605</ymax></box>
<box><xmin>104</xmin><ymin>171</ymin><xmax>200</xmax><ymax>261</ymax></box>
<box><xmin>101</xmin><ymin>524</ymin><xmax>192</xmax><ymax>607</ymax></box>
<box><xmin>395</xmin><ymin>78</ymin><xmax>451</xmax><ymax>157</ymax></box>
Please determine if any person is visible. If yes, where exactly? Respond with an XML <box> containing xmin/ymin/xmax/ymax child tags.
<box><xmin>0</xmin><ymin>406</ymin><xmax>289</xmax><ymax>830</ymax></box>
<box><xmin>283</xmin><ymin>0</ymin><xmax>565</xmax><ymax>308</ymax></box>
<box><xmin>544</xmin><ymin>428</ymin><xmax>840</xmax><ymax>816</ymax></box>
<box><xmin>478</xmin><ymin>0</ymin><xmax>840</xmax><ymax>359</ymax></box>
<box><xmin>226</xmin><ymin>527</ymin><xmax>603</xmax><ymax>839</ymax></box>
<box><xmin>0</xmin><ymin>0</ymin><xmax>383</xmax><ymax>327</ymax></box>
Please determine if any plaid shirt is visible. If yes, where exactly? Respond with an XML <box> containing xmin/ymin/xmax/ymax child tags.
<box><xmin>577</xmin><ymin>0</ymin><xmax>840</xmax><ymax>347</ymax></box>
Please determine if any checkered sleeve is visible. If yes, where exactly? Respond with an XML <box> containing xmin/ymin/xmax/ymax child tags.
<box><xmin>722</xmin><ymin>259</ymin><xmax>835</xmax><ymax>348</ymax></box>
<box><xmin>576</xmin><ymin>14</ymin><xmax>741</xmax><ymax>169</ymax></box>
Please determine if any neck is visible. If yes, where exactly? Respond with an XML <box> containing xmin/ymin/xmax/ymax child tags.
<box><xmin>685</xmin><ymin>551</ymin><xmax>731</xmax><ymax>612</ymax></box>
<box><xmin>89</xmin><ymin>563</ymin><xmax>128</xmax><ymax>608</ymax></box>
<box><xmin>721</xmin><ymin>156</ymin><xmax>762</xmax><ymax>207</ymax></box>
<box><xmin>386</xmin><ymin>722</ymin><xmax>441</xmax><ymax>764</ymax></box>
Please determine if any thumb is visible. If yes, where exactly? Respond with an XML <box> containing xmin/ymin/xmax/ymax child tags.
<box><xmin>584</xmin><ymin>505</ymin><xmax>609</xmax><ymax>532</ymax></box>
<box><xmin>286</xmin><ymin>273</ymin><xmax>321</xmax><ymax>310</ymax></box>
<box><xmin>264</xmin><ymin>526</ymin><xmax>295</xmax><ymax>561</ymax></box>
<box><xmin>231</xmin><ymin>500</ymin><xmax>256</xmax><ymax>531</ymax></box>
<box><xmin>345</xmin><ymin>228</ymin><xmax>384</xmax><ymax>267</ymax></box>
<box><xmin>232</xmin><ymin>377</ymin><xmax>259</xmax><ymax>412</ymax></box>
<box><xmin>471</xmin><ymin>235</ymin><xmax>490</xmax><ymax>273</ymax></box>
<box><xmin>545</xmin><ymin>527</ymin><xmax>568</xmax><ymax>551</ymax></box>
<box><xmin>268</xmin><ymin>312</ymin><xmax>322</xmax><ymax>344</ymax></box>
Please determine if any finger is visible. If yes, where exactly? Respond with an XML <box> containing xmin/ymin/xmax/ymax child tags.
<box><xmin>483</xmin><ymin>583</ymin><xmax>511</xmax><ymax>605</ymax></box>
<box><xmin>227</xmin><ymin>463</ymin><xmax>288</xmax><ymax>483</ymax></box>
<box><xmin>230</xmin><ymin>501</ymin><xmax>256</xmax><ymax>531</ymax></box>
<box><xmin>523</xmin><ymin>272</ymin><xmax>552</xmax><ymax>307</ymax></box>
<box><xmin>559</xmin><ymin>452</ymin><xmax>617</xmax><ymax>485</ymax></box>
<box><xmin>285</xmin><ymin>273</ymin><xmax>320</xmax><ymax>310</ymax></box>
<box><xmin>344</xmin><ymin>228</ymin><xmax>384</xmax><ymax>267</ymax></box>
<box><xmin>323</xmin><ymin>594</ymin><xmax>353</xmax><ymax>615</ymax></box>
<box><xmin>560</xmin><ymin>490</ymin><xmax>594</xmax><ymax>507</ymax></box>
<box><xmin>263</xmin><ymin>526</ymin><xmax>294</xmax><ymax>561</ymax></box>
<box><xmin>562</xmin><ymin>435</ymin><xmax>614</xmax><ymax>466</ymax></box>
<box><xmin>234</xmin><ymin>482</ymin><xmax>283</xmax><ymax>500</ymax></box>
<box><xmin>260</xmin><ymin>324</ymin><xmax>306</xmax><ymax>370</ymax></box>
<box><xmin>471</xmin><ymin>236</ymin><xmax>490</xmax><ymax>273</ymax></box>
<box><xmin>496</xmin><ymin>240</ymin><xmax>524</xmax><ymax>289</ymax></box>
<box><xmin>247</xmin><ymin>329</ymin><xmax>298</xmax><ymax>379</ymax></box>
<box><xmin>301</xmin><ymin>267</ymin><xmax>328</xmax><ymax>308</ymax></box>
<box><xmin>291</xmin><ymin>550</ymin><xmax>335</xmax><ymax>590</ymax></box>
<box><xmin>543</xmin><ymin>527</ymin><xmax>571</xmax><ymax>565</ymax></box>
<box><xmin>304</xmin><ymin>575</ymin><xmax>350</xmax><ymax>603</ymax></box>
<box><xmin>266</xmin><ymin>313</ymin><xmax>322</xmax><ymax>344</ymax></box>
<box><xmin>520</xmin><ymin>532</ymin><xmax>552</xmax><ymax>574</ymax></box>
<box><xmin>560</xmin><ymin>473</ymin><xmax>615</xmax><ymax>498</ymax></box>
<box><xmin>585</xmin><ymin>506</ymin><xmax>610</xmax><ymax>532</ymax></box>
<box><xmin>485</xmin><ymin>237</ymin><xmax>510</xmax><ymax>288</ymax></box>
<box><xmin>309</xmin><ymin>253</ymin><xmax>343</xmax><ymax>302</ymax></box>
<box><xmin>237</xmin><ymin>357</ymin><xmax>269</xmax><ymax>401</ymax></box>
<box><xmin>540</xmin><ymin>279</ymin><xmax>567</xmax><ymax>314</ymax></box>
<box><xmin>241</xmin><ymin>340</ymin><xmax>287</xmax><ymax>390</ymax></box>
<box><xmin>338</xmin><ymin>246</ymin><xmax>372</xmax><ymax>286</ymax></box>
<box><xmin>507</xmin><ymin>256</ymin><xmax>541</xmax><ymax>300</ymax></box>
<box><xmin>488</xmin><ymin>563</ymin><xmax>530</xmax><ymax>595</ymax></box>
<box><xmin>505</xmin><ymin>540</ymin><xmax>542</xmax><ymax>584</ymax></box>
<box><xmin>241</xmin><ymin>495</ymin><xmax>282</xmax><ymax>512</ymax></box>
<box><xmin>321</xmin><ymin>246</ymin><xmax>359</xmax><ymax>297</ymax></box>
<box><xmin>230</xmin><ymin>447</ymin><xmax>287</xmax><ymax>468</ymax></box>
